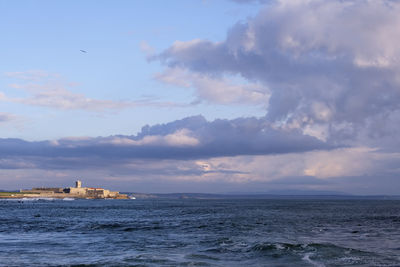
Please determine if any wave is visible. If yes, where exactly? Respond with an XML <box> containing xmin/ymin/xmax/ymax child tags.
<box><xmin>248</xmin><ymin>241</ymin><xmax>392</xmax><ymax>266</ymax></box>
<box><xmin>88</xmin><ymin>222</ymin><xmax>164</xmax><ymax>232</ymax></box>
<box><xmin>250</xmin><ymin>242</ymin><xmax>363</xmax><ymax>252</ymax></box>
<box><xmin>1</xmin><ymin>197</ymin><xmax>77</xmax><ymax>202</ymax></box>
<box><xmin>0</xmin><ymin>198</ymin><xmax>21</xmax><ymax>201</ymax></box>
<box><xmin>302</xmin><ymin>252</ymin><xmax>323</xmax><ymax>267</ymax></box>
<box><xmin>366</xmin><ymin>215</ymin><xmax>400</xmax><ymax>222</ymax></box>
<box><xmin>21</xmin><ymin>197</ymin><xmax>57</xmax><ymax>201</ymax></box>
<box><xmin>0</xmin><ymin>197</ymin><xmax>56</xmax><ymax>202</ymax></box>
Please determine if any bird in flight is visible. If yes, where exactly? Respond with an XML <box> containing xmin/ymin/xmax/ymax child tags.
<box><xmin>80</xmin><ymin>50</ymin><xmax>87</xmax><ymax>53</ymax></box>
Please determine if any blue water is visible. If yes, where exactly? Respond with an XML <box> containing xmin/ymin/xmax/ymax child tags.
<box><xmin>0</xmin><ymin>198</ymin><xmax>399</xmax><ymax>266</ymax></box>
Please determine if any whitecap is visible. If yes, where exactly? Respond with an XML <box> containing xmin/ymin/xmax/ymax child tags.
<box><xmin>20</xmin><ymin>197</ymin><xmax>57</xmax><ymax>201</ymax></box>
<box><xmin>302</xmin><ymin>252</ymin><xmax>325</xmax><ymax>267</ymax></box>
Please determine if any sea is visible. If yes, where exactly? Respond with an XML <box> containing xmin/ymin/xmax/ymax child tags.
<box><xmin>0</xmin><ymin>198</ymin><xmax>399</xmax><ymax>266</ymax></box>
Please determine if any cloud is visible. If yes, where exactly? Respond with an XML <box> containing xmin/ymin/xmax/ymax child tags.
<box><xmin>169</xmin><ymin>146</ymin><xmax>400</xmax><ymax>190</ymax></box>
<box><xmin>155</xmin><ymin>67</ymin><xmax>270</xmax><ymax>105</ymax></box>
<box><xmin>230</xmin><ymin>0</ymin><xmax>270</xmax><ymax>3</ymax></box>
<box><xmin>3</xmin><ymin>1</ymin><xmax>400</xmax><ymax>194</ymax></box>
<box><xmin>0</xmin><ymin>112</ymin><xmax>16</xmax><ymax>123</ymax></box>
<box><xmin>105</xmin><ymin>129</ymin><xmax>200</xmax><ymax>147</ymax></box>
<box><xmin>198</xmin><ymin>147</ymin><xmax>400</xmax><ymax>182</ymax></box>
<box><xmin>0</xmin><ymin>115</ymin><xmax>331</xmax><ymax>172</ymax></box>
<box><xmin>139</xmin><ymin>41</ymin><xmax>156</xmax><ymax>58</ymax></box>
<box><xmin>154</xmin><ymin>0</ymin><xmax>400</xmax><ymax>149</ymax></box>
<box><xmin>3</xmin><ymin>71</ymin><xmax>186</xmax><ymax>112</ymax></box>
<box><xmin>7</xmin><ymin>82</ymin><xmax>134</xmax><ymax>111</ymax></box>
<box><xmin>0</xmin><ymin>116</ymin><xmax>398</xmax><ymax>194</ymax></box>
<box><xmin>5</xmin><ymin>70</ymin><xmax>55</xmax><ymax>81</ymax></box>
<box><xmin>2</xmin><ymin>142</ymin><xmax>399</xmax><ymax>194</ymax></box>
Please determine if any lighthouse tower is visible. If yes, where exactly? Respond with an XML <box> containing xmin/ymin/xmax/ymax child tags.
<box><xmin>75</xmin><ymin>180</ymin><xmax>82</xmax><ymax>188</ymax></box>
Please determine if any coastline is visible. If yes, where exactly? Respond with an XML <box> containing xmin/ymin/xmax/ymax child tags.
<box><xmin>4</xmin><ymin>180</ymin><xmax>131</xmax><ymax>199</ymax></box>
<box><xmin>0</xmin><ymin>192</ymin><xmax>129</xmax><ymax>200</ymax></box>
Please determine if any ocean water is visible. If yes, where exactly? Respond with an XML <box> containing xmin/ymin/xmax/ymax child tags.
<box><xmin>0</xmin><ymin>198</ymin><xmax>399</xmax><ymax>266</ymax></box>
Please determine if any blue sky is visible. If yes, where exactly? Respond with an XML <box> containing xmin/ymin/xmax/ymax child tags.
<box><xmin>0</xmin><ymin>0</ymin><xmax>263</xmax><ymax>139</ymax></box>
<box><xmin>1</xmin><ymin>0</ymin><xmax>400</xmax><ymax>194</ymax></box>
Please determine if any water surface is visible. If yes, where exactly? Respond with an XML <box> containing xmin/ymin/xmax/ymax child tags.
<box><xmin>0</xmin><ymin>198</ymin><xmax>399</xmax><ymax>266</ymax></box>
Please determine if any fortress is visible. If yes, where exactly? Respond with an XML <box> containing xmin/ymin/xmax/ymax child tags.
<box><xmin>19</xmin><ymin>180</ymin><xmax>129</xmax><ymax>199</ymax></box>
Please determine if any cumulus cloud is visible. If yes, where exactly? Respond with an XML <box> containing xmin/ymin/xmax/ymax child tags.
<box><xmin>155</xmin><ymin>0</ymin><xmax>400</xmax><ymax>149</ymax></box>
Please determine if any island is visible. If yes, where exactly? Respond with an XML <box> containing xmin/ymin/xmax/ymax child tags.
<box><xmin>1</xmin><ymin>180</ymin><xmax>129</xmax><ymax>199</ymax></box>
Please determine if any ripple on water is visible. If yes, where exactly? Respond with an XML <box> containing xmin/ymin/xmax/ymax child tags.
<box><xmin>0</xmin><ymin>199</ymin><xmax>399</xmax><ymax>266</ymax></box>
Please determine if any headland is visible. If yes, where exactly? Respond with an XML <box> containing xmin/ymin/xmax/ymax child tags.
<box><xmin>0</xmin><ymin>180</ymin><xmax>129</xmax><ymax>199</ymax></box>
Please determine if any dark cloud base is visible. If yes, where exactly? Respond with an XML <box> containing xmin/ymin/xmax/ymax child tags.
<box><xmin>0</xmin><ymin>115</ymin><xmax>333</xmax><ymax>170</ymax></box>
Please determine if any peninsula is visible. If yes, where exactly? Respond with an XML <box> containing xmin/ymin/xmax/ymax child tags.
<box><xmin>1</xmin><ymin>180</ymin><xmax>129</xmax><ymax>199</ymax></box>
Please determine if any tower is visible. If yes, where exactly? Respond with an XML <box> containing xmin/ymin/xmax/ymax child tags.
<box><xmin>76</xmin><ymin>180</ymin><xmax>82</xmax><ymax>188</ymax></box>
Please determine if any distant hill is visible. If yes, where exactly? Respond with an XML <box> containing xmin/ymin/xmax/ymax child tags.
<box><xmin>224</xmin><ymin>189</ymin><xmax>349</xmax><ymax>196</ymax></box>
<box><xmin>123</xmin><ymin>192</ymin><xmax>400</xmax><ymax>200</ymax></box>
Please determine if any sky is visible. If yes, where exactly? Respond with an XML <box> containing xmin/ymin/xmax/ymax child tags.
<box><xmin>1</xmin><ymin>0</ymin><xmax>400</xmax><ymax>194</ymax></box>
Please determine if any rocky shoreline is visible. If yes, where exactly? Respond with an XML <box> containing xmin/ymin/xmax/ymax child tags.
<box><xmin>0</xmin><ymin>192</ymin><xmax>130</xmax><ymax>199</ymax></box>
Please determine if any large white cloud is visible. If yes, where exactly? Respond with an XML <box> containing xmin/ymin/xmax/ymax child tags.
<box><xmin>155</xmin><ymin>0</ymin><xmax>400</xmax><ymax>149</ymax></box>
